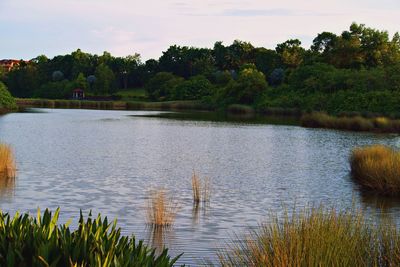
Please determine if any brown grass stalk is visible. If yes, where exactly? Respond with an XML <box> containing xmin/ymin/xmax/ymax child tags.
<box><xmin>191</xmin><ymin>172</ymin><xmax>211</xmax><ymax>203</ymax></box>
<box><xmin>146</xmin><ymin>189</ymin><xmax>179</xmax><ymax>228</ymax></box>
<box><xmin>0</xmin><ymin>144</ymin><xmax>16</xmax><ymax>179</ymax></box>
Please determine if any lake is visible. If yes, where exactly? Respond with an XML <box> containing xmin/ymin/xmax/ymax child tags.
<box><xmin>0</xmin><ymin>108</ymin><xmax>399</xmax><ymax>265</ymax></box>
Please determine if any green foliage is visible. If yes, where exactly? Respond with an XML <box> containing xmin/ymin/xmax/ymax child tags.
<box><xmin>74</xmin><ymin>73</ymin><xmax>88</xmax><ymax>90</ymax></box>
<box><xmin>0</xmin><ymin>82</ymin><xmax>17</xmax><ymax>111</ymax></box>
<box><xmin>52</xmin><ymin>71</ymin><xmax>64</xmax><ymax>81</ymax></box>
<box><xmin>35</xmin><ymin>80</ymin><xmax>74</xmax><ymax>99</ymax></box>
<box><xmin>3</xmin><ymin>23</ymin><xmax>400</xmax><ymax>115</ymax></box>
<box><xmin>94</xmin><ymin>63</ymin><xmax>116</xmax><ymax>95</ymax></box>
<box><xmin>0</xmin><ymin>208</ymin><xmax>181</xmax><ymax>266</ymax></box>
<box><xmin>145</xmin><ymin>72</ymin><xmax>183</xmax><ymax>100</ymax></box>
<box><xmin>276</xmin><ymin>39</ymin><xmax>305</xmax><ymax>68</ymax></box>
<box><xmin>172</xmin><ymin>75</ymin><xmax>213</xmax><ymax>100</ymax></box>
<box><xmin>222</xmin><ymin>66</ymin><xmax>268</xmax><ymax>104</ymax></box>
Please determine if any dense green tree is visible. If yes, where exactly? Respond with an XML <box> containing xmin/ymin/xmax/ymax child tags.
<box><xmin>145</xmin><ymin>72</ymin><xmax>183</xmax><ymax>100</ymax></box>
<box><xmin>0</xmin><ymin>82</ymin><xmax>17</xmax><ymax>111</ymax></box>
<box><xmin>93</xmin><ymin>64</ymin><xmax>116</xmax><ymax>95</ymax></box>
<box><xmin>253</xmin><ymin>48</ymin><xmax>281</xmax><ymax>76</ymax></box>
<box><xmin>52</xmin><ymin>71</ymin><xmax>64</xmax><ymax>81</ymax></box>
<box><xmin>5</xmin><ymin>62</ymin><xmax>40</xmax><ymax>98</ymax></box>
<box><xmin>35</xmin><ymin>80</ymin><xmax>73</xmax><ymax>99</ymax></box>
<box><xmin>276</xmin><ymin>39</ymin><xmax>305</xmax><ymax>68</ymax></box>
<box><xmin>75</xmin><ymin>73</ymin><xmax>88</xmax><ymax>90</ymax></box>
<box><xmin>222</xmin><ymin>65</ymin><xmax>267</xmax><ymax>104</ymax></box>
<box><xmin>172</xmin><ymin>75</ymin><xmax>213</xmax><ymax>100</ymax></box>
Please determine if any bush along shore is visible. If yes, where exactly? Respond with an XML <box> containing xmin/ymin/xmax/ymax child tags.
<box><xmin>0</xmin><ymin>82</ymin><xmax>17</xmax><ymax>114</ymax></box>
<box><xmin>0</xmin><ymin>208</ymin><xmax>181</xmax><ymax>266</ymax></box>
<box><xmin>350</xmin><ymin>145</ymin><xmax>400</xmax><ymax>195</ymax></box>
<box><xmin>301</xmin><ymin>112</ymin><xmax>400</xmax><ymax>133</ymax></box>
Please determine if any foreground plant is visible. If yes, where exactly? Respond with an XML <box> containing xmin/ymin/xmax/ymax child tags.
<box><xmin>218</xmin><ymin>205</ymin><xmax>400</xmax><ymax>266</ymax></box>
<box><xmin>146</xmin><ymin>189</ymin><xmax>179</xmax><ymax>228</ymax></box>
<box><xmin>0</xmin><ymin>143</ymin><xmax>16</xmax><ymax>179</ymax></box>
<box><xmin>350</xmin><ymin>144</ymin><xmax>400</xmax><ymax>195</ymax></box>
<box><xmin>0</xmin><ymin>208</ymin><xmax>181</xmax><ymax>266</ymax></box>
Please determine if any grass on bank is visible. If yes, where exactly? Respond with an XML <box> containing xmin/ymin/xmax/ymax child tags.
<box><xmin>350</xmin><ymin>145</ymin><xmax>400</xmax><ymax>195</ymax></box>
<box><xmin>146</xmin><ymin>189</ymin><xmax>179</xmax><ymax>228</ymax></box>
<box><xmin>301</xmin><ymin>112</ymin><xmax>400</xmax><ymax>133</ymax></box>
<box><xmin>0</xmin><ymin>144</ymin><xmax>15</xmax><ymax>179</ymax></box>
<box><xmin>218</xmin><ymin>205</ymin><xmax>400</xmax><ymax>267</ymax></box>
<box><xmin>0</xmin><ymin>208</ymin><xmax>181</xmax><ymax>266</ymax></box>
<box><xmin>115</xmin><ymin>88</ymin><xmax>148</xmax><ymax>101</ymax></box>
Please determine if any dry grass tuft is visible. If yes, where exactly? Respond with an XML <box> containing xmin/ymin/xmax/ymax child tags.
<box><xmin>191</xmin><ymin>172</ymin><xmax>211</xmax><ymax>203</ymax></box>
<box><xmin>301</xmin><ymin>112</ymin><xmax>375</xmax><ymax>132</ymax></box>
<box><xmin>192</xmin><ymin>172</ymin><xmax>201</xmax><ymax>203</ymax></box>
<box><xmin>0</xmin><ymin>144</ymin><xmax>16</xmax><ymax>179</ymax></box>
<box><xmin>146</xmin><ymin>189</ymin><xmax>179</xmax><ymax>228</ymax></box>
<box><xmin>350</xmin><ymin>145</ymin><xmax>400</xmax><ymax>195</ymax></box>
<box><xmin>218</xmin><ymin>205</ymin><xmax>400</xmax><ymax>266</ymax></box>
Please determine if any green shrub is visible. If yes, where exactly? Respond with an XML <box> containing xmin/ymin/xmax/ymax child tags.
<box><xmin>0</xmin><ymin>82</ymin><xmax>17</xmax><ymax>112</ymax></box>
<box><xmin>0</xmin><ymin>208</ymin><xmax>181</xmax><ymax>266</ymax></box>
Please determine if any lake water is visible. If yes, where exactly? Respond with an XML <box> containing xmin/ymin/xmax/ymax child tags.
<box><xmin>0</xmin><ymin>108</ymin><xmax>400</xmax><ymax>265</ymax></box>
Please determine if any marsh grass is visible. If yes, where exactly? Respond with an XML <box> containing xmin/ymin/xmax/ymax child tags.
<box><xmin>350</xmin><ymin>145</ymin><xmax>400</xmax><ymax>195</ymax></box>
<box><xmin>301</xmin><ymin>112</ymin><xmax>400</xmax><ymax>133</ymax></box>
<box><xmin>0</xmin><ymin>144</ymin><xmax>16</xmax><ymax>179</ymax></box>
<box><xmin>191</xmin><ymin>172</ymin><xmax>211</xmax><ymax>204</ymax></box>
<box><xmin>218</xmin><ymin>205</ymin><xmax>400</xmax><ymax>266</ymax></box>
<box><xmin>146</xmin><ymin>189</ymin><xmax>179</xmax><ymax>228</ymax></box>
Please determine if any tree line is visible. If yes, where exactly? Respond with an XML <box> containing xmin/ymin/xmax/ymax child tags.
<box><xmin>2</xmin><ymin>22</ymin><xmax>400</xmax><ymax>114</ymax></box>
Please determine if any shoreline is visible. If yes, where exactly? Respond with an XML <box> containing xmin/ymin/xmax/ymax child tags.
<box><xmin>15</xmin><ymin>98</ymin><xmax>400</xmax><ymax>134</ymax></box>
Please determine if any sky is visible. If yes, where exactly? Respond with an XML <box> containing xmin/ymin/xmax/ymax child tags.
<box><xmin>1</xmin><ymin>0</ymin><xmax>399</xmax><ymax>61</ymax></box>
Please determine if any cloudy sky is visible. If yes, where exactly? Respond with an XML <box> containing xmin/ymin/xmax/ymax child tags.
<box><xmin>1</xmin><ymin>0</ymin><xmax>399</xmax><ymax>60</ymax></box>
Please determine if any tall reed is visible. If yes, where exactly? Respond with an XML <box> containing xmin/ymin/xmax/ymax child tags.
<box><xmin>350</xmin><ymin>144</ymin><xmax>400</xmax><ymax>195</ymax></box>
<box><xmin>218</xmin><ymin>205</ymin><xmax>400</xmax><ymax>266</ymax></box>
<box><xmin>146</xmin><ymin>189</ymin><xmax>179</xmax><ymax>228</ymax></box>
<box><xmin>0</xmin><ymin>144</ymin><xmax>15</xmax><ymax>179</ymax></box>
<box><xmin>191</xmin><ymin>172</ymin><xmax>211</xmax><ymax>203</ymax></box>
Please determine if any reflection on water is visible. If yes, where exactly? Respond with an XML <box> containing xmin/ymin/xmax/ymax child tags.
<box><xmin>132</xmin><ymin>111</ymin><xmax>300</xmax><ymax>125</ymax></box>
<box><xmin>0</xmin><ymin>108</ymin><xmax>400</xmax><ymax>265</ymax></box>
<box><xmin>360</xmin><ymin>192</ymin><xmax>400</xmax><ymax>211</ymax></box>
<box><xmin>146</xmin><ymin>226</ymin><xmax>176</xmax><ymax>255</ymax></box>
<box><xmin>0</xmin><ymin>176</ymin><xmax>15</xmax><ymax>199</ymax></box>
<box><xmin>192</xmin><ymin>202</ymin><xmax>210</xmax><ymax>227</ymax></box>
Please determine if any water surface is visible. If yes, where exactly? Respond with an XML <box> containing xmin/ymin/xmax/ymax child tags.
<box><xmin>0</xmin><ymin>108</ymin><xmax>399</xmax><ymax>265</ymax></box>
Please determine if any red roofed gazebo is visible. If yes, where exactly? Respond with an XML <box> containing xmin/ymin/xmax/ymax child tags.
<box><xmin>72</xmin><ymin>88</ymin><xmax>85</xmax><ymax>99</ymax></box>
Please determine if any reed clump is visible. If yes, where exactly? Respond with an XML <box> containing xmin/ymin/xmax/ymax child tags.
<box><xmin>0</xmin><ymin>144</ymin><xmax>16</xmax><ymax>179</ymax></box>
<box><xmin>301</xmin><ymin>112</ymin><xmax>375</xmax><ymax>132</ymax></box>
<box><xmin>191</xmin><ymin>172</ymin><xmax>211</xmax><ymax>203</ymax></box>
<box><xmin>300</xmin><ymin>112</ymin><xmax>400</xmax><ymax>133</ymax></box>
<box><xmin>350</xmin><ymin>145</ymin><xmax>400</xmax><ymax>195</ymax></box>
<box><xmin>146</xmin><ymin>189</ymin><xmax>179</xmax><ymax>228</ymax></box>
<box><xmin>219</xmin><ymin>206</ymin><xmax>400</xmax><ymax>266</ymax></box>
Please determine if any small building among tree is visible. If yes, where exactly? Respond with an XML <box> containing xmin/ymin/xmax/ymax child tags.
<box><xmin>72</xmin><ymin>88</ymin><xmax>85</xmax><ymax>99</ymax></box>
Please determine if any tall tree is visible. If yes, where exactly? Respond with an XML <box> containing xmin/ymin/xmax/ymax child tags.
<box><xmin>276</xmin><ymin>39</ymin><xmax>305</xmax><ymax>68</ymax></box>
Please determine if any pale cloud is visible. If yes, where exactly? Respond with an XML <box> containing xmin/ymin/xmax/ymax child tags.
<box><xmin>0</xmin><ymin>0</ymin><xmax>399</xmax><ymax>60</ymax></box>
